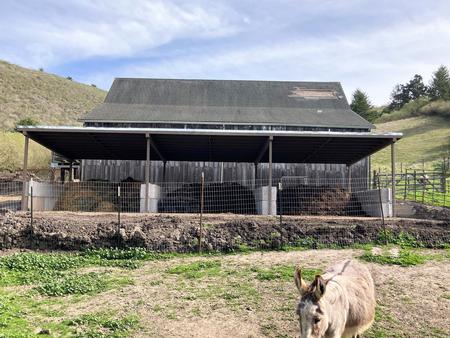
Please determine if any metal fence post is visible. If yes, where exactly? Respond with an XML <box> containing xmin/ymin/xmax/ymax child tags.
<box><xmin>377</xmin><ymin>176</ymin><xmax>387</xmax><ymax>245</ymax></box>
<box><xmin>30</xmin><ymin>183</ymin><xmax>33</xmax><ymax>229</ymax></box>
<box><xmin>199</xmin><ymin>172</ymin><xmax>205</xmax><ymax>253</ymax></box>
<box><xmin>278</xmin><ymin>181</ymin><xmax>283</xmax><ymax>226</ymax></box>
<box><xmin>117</xmin><ymin>185</ymin><xmax>121</xmax><ymax>227</ymax></box>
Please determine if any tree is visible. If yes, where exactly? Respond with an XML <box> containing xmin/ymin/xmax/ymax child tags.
<box><xmin>350</xmin><ymin>89</ymin><xmax>372</xmax><ymax>115</ymax></box>
<box><xmin>429</xmin><ymin>65</ymin><xmax>450</xmax><ymax>100</ymax></box>
<box><xmin>388</xmin><ymin>74</ymin><xmax>428</xmax><ymax>111</ymax></box>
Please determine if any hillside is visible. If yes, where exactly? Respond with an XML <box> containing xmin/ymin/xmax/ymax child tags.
<box><xmin>371</xmin><ymin>115</ymin><xmax>450</xmax><ymax>170</ymax></box>
<box><xmin>0</xmin><ymin>60</ymin><xmax>106</xmax><ymax>130</ymax></box>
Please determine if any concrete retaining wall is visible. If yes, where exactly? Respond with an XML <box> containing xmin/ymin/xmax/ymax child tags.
<box><xmin>139</xmin><ymin>184</ymin><xmax>161</xmax><ymax>212</ymax></box>
<box><xmin>254</xmin><ymin>186</ymin><xmax>277</xmax><ymax>215</ymax></box>
<box><xmin>353</xmin><ymin>188</ymin><xmax>392</xmax><ymax>217</ymax></box>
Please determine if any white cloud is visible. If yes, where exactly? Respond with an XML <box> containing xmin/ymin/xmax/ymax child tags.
<box><xmin>2</xmin><ymin>0</ymin><xmax>450</xmax><ymax>104</ymax></box>
<box><xmin>83</xmin><ymin>16</ymin><xmax>450</xmax><ymax>105</ymax></box>
<box><xmin>0</xmin><ymin>0</ymin><xmax>242</xmax><ymax>67</ymax></box>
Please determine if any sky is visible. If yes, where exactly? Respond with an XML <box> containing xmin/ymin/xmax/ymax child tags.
<box><xmin>1</xmin><ymin>0</ymin><xmax>450</xmax><ymax>105</ymax></box>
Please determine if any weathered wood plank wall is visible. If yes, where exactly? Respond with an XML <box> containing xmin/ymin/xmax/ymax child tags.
<box><xmin>81</xmin><ymin>159</ymin><xmax>368</xmax><ymax>189</ymax></box>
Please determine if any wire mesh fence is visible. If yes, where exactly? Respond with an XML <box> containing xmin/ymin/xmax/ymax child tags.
<box><xmin>1</xmin><ymin>176</ymin><xmax>391</xmax><ymax>218</ymax></box>
<box><xmin>0</xmin><ymin>176</ymin><xmax>448</xmax><ymax>252</ymax></box>
<box><xmin>0</xmin><ymin>181</ymin><xmax>23</xmax><ymax>211</ymax></box>
<box><xmin>375</xmin><ymin>171</ymin><xmax>449</xmax><ymax>207</ymax></box>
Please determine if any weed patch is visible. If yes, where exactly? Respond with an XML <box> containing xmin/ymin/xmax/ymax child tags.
<box><xmin>35</xmin><ymin>272</ymin><xmax>108</xmax><ymax>296</ymax></box>
<box><xmin>66</xmin><ymin>312</ymin><xmax>139</xmax><ymax>337</ymax></box>
<box><xmin>251</xmin><ymin>264</ymin><xmax>320</xmax><ymax>282</ymax></box>
<box><xmin>359</xmin><ymin>248</ymin><xmax>429</xmax><ymax>266</ymax></box>
<box><xmin>167</xmin><ymin>260</ymin><xmax>222</xmax><ymax>279</ymax></box>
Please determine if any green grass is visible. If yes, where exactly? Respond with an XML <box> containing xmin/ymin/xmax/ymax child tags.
<box><xmin>376</xmin><ymin>99</ymin><xmax>450</xmax><ymax>123</ymax></box>
<box><xmin>0</xmin><ymin>59</ymin><xmax>105</xmax><ymax>171</ymax></box>
<box><xmin>166</xmin><ymin>260</ymin><xmax>222</xmax><ymax>279</ymax></box>
<box><xmin>0</xmin><ymin>249</ymin><xmax>167</xmax><ymax>289</ymax></box>
<box><xmin>0</xmin><ymin>131</ymin><xmax>50</xmax><ymax>171</ymax></box>
<box><xmin>0</xmin><ymin>60</ymin><xmax>105</xmax><ymax>131</ymax></box>
<box><xmin>359</xmin><ymin>248</ymin><xmax>429</xmax><ymax>266</ymax></box>
<box><xmin>0</xmin><ymin>249</ymin><xmax>151</xmax><ymax>337</ymax></box>
<box><xmin>35</xmin><ymin>272</ymin><xmax>109</xmax><ymax>296</ymax></box>
<box><xmin>365</xmin><ymin>306</ymin><xmax>402</xmax><ymax>338</ymax></box>
<box><xmin>66</xmin><ymin>312</ymin><xmax>139</xmax><ymax>338</ymax></box>
<box><xmin>372</xmin><ymin>115</ymin><xmax>450</xmax><ymax>171</ymax></box>
<box><xmin>251</xmin><ymin>264</ymin><xmax>320</xmax><ymax>282</ymax></box>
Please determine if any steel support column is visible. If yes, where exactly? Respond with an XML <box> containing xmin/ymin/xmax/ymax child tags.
<box><xmin>391</xmin><ymin>140</ymin><xmax>396</xmax><ymax>217</ymax></box>
<box><xmin>268</xmin><ymin>136</ymin><xmax>273</xmax><ymax>215</ymax></box>
<box><xmin>145</xmin><ymin>134</ymin><xmax>151</xmax><ymax>213</ymax></box>
<box><xmin>162</xmin><ymin>160</ymin><xmax>167</xmax><ymax>183</ymax></box>
<box><xmin>21</xmin><ymin>133</ymin><xmax>29</xmax><ymax>211</ymax></box>
<box><xmin>347</xmin><ymin>165</ymin><xmax>352</xmax><ymax>193</ymax></box>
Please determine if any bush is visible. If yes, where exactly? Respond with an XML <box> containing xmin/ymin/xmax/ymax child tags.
<box><xmin>15</xmin><ymin>117</ymin><xmax>38</xmax><ymax>128</ymax></box>
<box><xmin>418</xmin><ymin>100</ymin><xmax>450</xmax><ymax>119</ymax></box>
<box><xmin>376</xmin><ymin>97</ymin><xmax>430</xmax><ymax>122</ymax></box>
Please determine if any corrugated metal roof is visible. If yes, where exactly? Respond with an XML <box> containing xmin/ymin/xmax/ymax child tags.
<box><xmin>81</xmin><ymin>78</ymin><xmax>373</xmax><ymax>130</ymax></box>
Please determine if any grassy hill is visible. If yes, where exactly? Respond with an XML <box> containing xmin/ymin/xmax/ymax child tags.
<box><xmin>371</xmin><ymin>115</ymin><xmax>450</xmax><ymax>171</ymax></box>
<box><xmin>0</xmin><ymin>60</ymin><xmax>106</xmax><ymax>130</ymax></box>
<box><xmin>0</xmin><ymin>60</ymin><xmax>106</xmax><ymax>171</ymax></box>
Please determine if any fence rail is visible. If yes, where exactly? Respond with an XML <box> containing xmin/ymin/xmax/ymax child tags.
<box><xmin>0</xmin><ymin>177</ymin><xmax>390</xmax><ymax>218</ymax></box>
<box><xmin>375</xmin><ymin>171</ymin><xmax>449</xmax><ymax>207</ymax></box>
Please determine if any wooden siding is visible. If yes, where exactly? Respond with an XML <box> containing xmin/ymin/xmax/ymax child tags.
<box><xmin>81</xmin><ymin>159</ymin><xmax>368</xmax><ymax>189</ymax></box>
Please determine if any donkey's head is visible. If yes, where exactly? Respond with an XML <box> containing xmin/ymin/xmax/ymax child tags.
<box><xmin>294</xmin><ymin>267</ymin><xmax>329</xmax><ymax>338</ymax></box>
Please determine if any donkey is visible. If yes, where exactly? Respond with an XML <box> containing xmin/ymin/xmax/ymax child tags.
<box><xmin>294</xmin><ymin>260</ymin><xmax>375</xmax><ymax>338</ymax></box>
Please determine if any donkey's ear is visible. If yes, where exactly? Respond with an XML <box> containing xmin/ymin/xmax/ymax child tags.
<box><xmin>294</xmin><ymin>266</ymin><xmax>308</xmax><ymax>295</ymax></box>
<box><xmin>312</xmin><ymin>275</ymin><xmax>326</xmax><ymax>300</ymax></box>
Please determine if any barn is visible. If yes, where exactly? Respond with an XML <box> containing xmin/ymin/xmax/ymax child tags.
<box><xmin>17</xmin><ymin>78</ymin><xmax>401</xmax><ymax>216</ymax></box>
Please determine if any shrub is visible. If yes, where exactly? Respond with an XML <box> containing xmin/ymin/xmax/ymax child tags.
<box><xmin>15</xmin><ymin>117</ymin><xmax>39</xmax><ymax>128</ymax></box>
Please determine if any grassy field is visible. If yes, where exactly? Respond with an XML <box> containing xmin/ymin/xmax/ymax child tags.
<box><xmin>0</xmin><ymin>132</ymin><xmax>50</xmax><ymax>172</ymax></box>
<box><xmin>0</xmin><ymin>247</ymin><xmax>448</xmax><ymax>337</ymax></box>
<box><xmin>0</xmin><ymin>60</ymin><xmax>106</xmax><ymax>130</ymax></box>
<box><xmin>372</xmin><ymin>115</ymin><xmax>450</xmax><ymax>171</ymax></box>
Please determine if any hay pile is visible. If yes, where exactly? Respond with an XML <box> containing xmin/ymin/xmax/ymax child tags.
<box><xmin>54</xmin><ymin>182</ymin><xmax>141</xmax><ymax>212</ymax></box>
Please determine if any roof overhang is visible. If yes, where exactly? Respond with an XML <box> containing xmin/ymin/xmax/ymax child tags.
<box><xmin>16</xmin><ymin>126</ymin><xmax>402</xmax><ymax>165</ymax></box>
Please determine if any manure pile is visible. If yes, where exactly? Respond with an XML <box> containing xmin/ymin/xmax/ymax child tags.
<box><xmin>277</xmin><ymin>184</ymin><xmax>364</xmax><ymax>216</ymax></box>
<box><xmin>158</xmin><ymin>182</ymin><xmax>257</xmax><ymax>214</ymax></box>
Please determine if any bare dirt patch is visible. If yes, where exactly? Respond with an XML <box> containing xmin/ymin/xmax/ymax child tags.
<box><xmin>37</xmin><ymin>249</ymin><xmax>449</xmax><ymax>337</ymax></box>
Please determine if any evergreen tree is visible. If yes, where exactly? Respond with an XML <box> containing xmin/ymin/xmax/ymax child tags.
<box><xmin>388</xmin><ymin>74</ymin><xmax>428</xmax><ymax>110</ymax></box>
<box><xmin>350</xmin><ymin>89</ymin><xmax>372</xmax><ymax>115</ymax></box>
<box><xmin>429</xmin><ymin>65</ymin><xmax>450</xmax><ymax>100</ymax></box>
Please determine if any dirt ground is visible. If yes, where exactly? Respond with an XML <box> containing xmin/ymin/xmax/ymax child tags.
<box><xmin>39</xmin><ymin>249</ymin><xmax>450</xmax><ymax>337</ymax></box>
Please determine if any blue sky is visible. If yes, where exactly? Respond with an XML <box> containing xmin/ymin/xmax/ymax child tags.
<box><xmin>1</xmin><ymin>0</ymin><xmax>450</xmax><ymax>105</ymax></box>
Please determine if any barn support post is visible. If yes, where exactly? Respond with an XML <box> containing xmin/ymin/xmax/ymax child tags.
<box><xmin>391</xmin><ymin>140</ymin><xmax>397</xmax><ymax>217</ymax></box>
<box><xmin>145</xmin><ymin>133</ymin><xmax>151</xmax><ymax>213</ymax></box>
<box><xmin>162</xmin><ymin>160</ymin><xmax>167</xmax><ymax>184</ymax></box>
<box><xmin>347</xmin><ymin>164</ymin><xmax>352</xmax><ymax>193</ymax></box>
<box><xmin>268</xmin><ymin>136</ymin><xmax>273</xmax><ymax>215</ymax></box>
<box><xmin>21</xmin><ymin>133</ymin><xmax>29</xmax><ymax>211</ymax></box>
<box><xmin>254</xmin><ymin>163</ymin><xmax>258</xmax><ymax>187</ymax></box>
<box><xmin>69</xmin><ymin>162</ymin><xmax>73</xmax><ymax>182</ymax></box>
